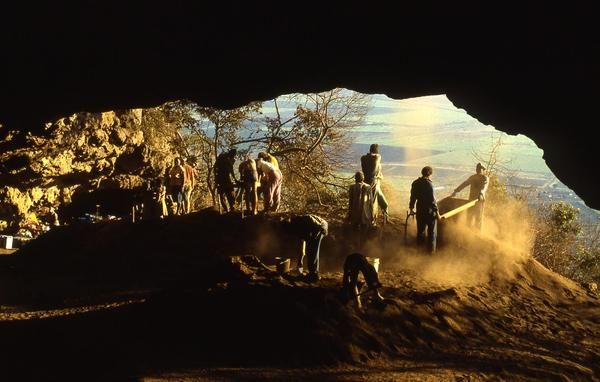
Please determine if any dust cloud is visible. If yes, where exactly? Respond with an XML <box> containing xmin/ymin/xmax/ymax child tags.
<box><xmin>243</xmin><ymin>192</ymin><xmax>536</xmax><ymax>288</ymax></box>
<box><xmin>366</xmin><ymin>198</ymin><xmax>535</xmax><ymax>286</ymax></box>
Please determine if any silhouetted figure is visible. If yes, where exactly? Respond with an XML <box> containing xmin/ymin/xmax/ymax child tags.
<box><xmin>141</xmin><ymin>179</ymin><xmax>166</xmax><ymax>220</ymax></box>
<box><xmin>168</xmin><ymin>157</ymin><xmax>187</xmax><ymax>215</ymax></box>
<box><xmin>215</xmin><ymin>149</ymin><xmax>238</xmax><ymax>213</ymax></box>
<box><xmin>347</xmin><ymin>171</ymin><xmax>373</xmax><ymax>250</ymax></box>
<box><xmin>341</xmin><ymin>253</ymin><xmax>384</xmax><ymax>309</ymax></box>
<box><xmin>157</xmin><ymin>182</ymin><xmax>168</xmax><ymax>218</ymax></box>
<box><xmin>409</xmin><ymin>166</ymin><xmax>438</xmax><ymax>253</ymax></box>
<box><xmin>238</xmin><ymin>155</ymin><xmax>259</xmax><ymax>215</ymax></box>
<box><xmin>452</xmin><ymin>162</ymin><xmax>489</xmax><ymax>230</ymax></box>
<box><xmin>360</xmin><ymin>143</ymin><xmax>388</xmax><ymax>223</ymax></box>
<box><xmin>182</xmin><ymin>157</ymin><xmax>196</xmax><ymax>214</ymax></box>
<box><xmin>284</xmin><ymin>214</ymin><xmax>328</xmax><ymax>282</ymax></box>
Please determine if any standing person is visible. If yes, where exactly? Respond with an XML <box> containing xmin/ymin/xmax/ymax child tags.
<box><xmin>409</xmin><ymin>166</ymin><xmax>439</xmax><ymax>253</ymax></box>
<box><xmin>238</xmin><ymin>155</ymin><xmax>259</xmax><ymax>215</ymax></box>
<box><xmin>214</xmin><ymin>149</ymin><xmax>238</xmax><ymax>213</ymax></box>
<box><xmin>182</xmin><ymin>157</ymin><xmax>196</xmax><ymax>214</ymax></box>
<box><xmin>451</xmin><ymin>162</ymin><xmax>489</xmax><ymax>230</ymax></box>
<box><xmin>157</xmin><ymin>181</ymin><xmax>168</xmax><ymax>218</ymax></box>
<box><xmin>141</xmin><ymin>179</ymin><xmax>167</xmax><ymax>220</ymax></box>
<box><xmin>258</xmin><ymin>151</ymin><xmax>279</xmax><ymax>169</ymax></box>
<box><xmin>284</xmin><ymin>214</ymin><xmax>328</xmax><ymax>283</ymax></box>
<box><xmin>168</xmin><ymin>157</ymin><xmax>187</xmax><ymax>215</ymax></box>
<box><xmin>360</xmin><ymin>144</ymin><xmax>389</xmax><ymax>223</ymax></box>
<box><xmin>257</xmin><ymin>152</ymin><xmax>279</xmax><ymax>206</ymax></box>
<box><xmin>256</xmin><ymin>156</ymin><xmax>283</xmax><ymax>212</ymax></box>
<box><xmin>347</xmin><ymin>171</ymin><xmax>373</xmax><ymax>250</ymax></box>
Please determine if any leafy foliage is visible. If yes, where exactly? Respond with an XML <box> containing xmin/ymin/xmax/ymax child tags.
<box><xmin>140</xmin><ymin>89</ymin><xmax>370</xmax><ymax>216</ymax></box>
<box><xmin>265</xmin><ymin>90</ymin><xmax>370</xmax><ymax>215</ymax></box>
<box><xmin>533</xmin><ymin>201</ymin><xmax>582</xmax><ymax>278</ymax></box>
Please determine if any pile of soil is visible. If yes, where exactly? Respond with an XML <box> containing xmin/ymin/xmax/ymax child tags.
<box><xmin>0</xmin><ymin>210</ymin><xmax>598</xmax><ymax>381</ymax></box>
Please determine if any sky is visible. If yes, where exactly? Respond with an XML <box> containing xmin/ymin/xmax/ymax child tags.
<box><xmin>260</xmin><ymin>91</ymin><xmax>597</xmax><ymax>219</ymax></box>
<box><xmin>349</xmin><ymin>93</ymin><xmax>598</xmax><ymax>220</ymax></box>
<box><xmin>355</xmin><ymin>94</ymin><xmax>551</xmax><ymax>176</ymax></box>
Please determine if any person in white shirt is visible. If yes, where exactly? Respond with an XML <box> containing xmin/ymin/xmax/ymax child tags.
<box><xmin>256</xmin><ymin>157</ymin><xmax>283</xmax><ymax>212</ymax></box>
<box><xmin>451</xmin><ymin>162</ymin><xmax>489</xmax><ymax>231</ymax></box>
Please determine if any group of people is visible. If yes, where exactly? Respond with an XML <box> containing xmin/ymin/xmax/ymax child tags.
<box><xmin>156</xmin><ymin>144</ymin><xmax>488</xmax><ymax>277</ymax></box>
<box><xmin>281</xmin><ymin>213</ymin><xmax>385</xmax><ymax>309</ymax></box>
<box><xmin>164</xmin><ymin>157</ymin><xmax>196</xmax><ymax>216</ymax></box>
<box><xmin>153</xmin><ymin>144</ymin><xmax>488</xmax><ymax>306</ymax></box>
<box><xmin>214</xmin><ymin>149</ymin><xmax>283</xmax><ymax>215</ymax></box>
<box><xmin>158</xmin><ymin>149</ymin><xmax>284</xmax><ymax>218</ymax></box>
<box><xmin>409</xmin><ymin>162</ymin><xmax>489</xmax><ymax>253</ymax></box>
<box><xmin>347</xmin><ymin>144</ymin><xmax>390</xmax><ymax>249</ymax></box>
<box><xmin>348</xmin><ymin>144</ymin><xmax>489</xmax><ymax>254</ymax></box>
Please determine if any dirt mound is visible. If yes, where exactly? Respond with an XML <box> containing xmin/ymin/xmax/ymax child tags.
<box><xmin>0</xmin><ymin>211</ymin><xmax>599</xmax><ymax>380</ymax></box>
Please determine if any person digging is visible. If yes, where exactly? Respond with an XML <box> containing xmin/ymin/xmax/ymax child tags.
<box><xmin>340</xmin><ymin>253</ymin><xmax>386</xmax><ymax>309</ymax></box>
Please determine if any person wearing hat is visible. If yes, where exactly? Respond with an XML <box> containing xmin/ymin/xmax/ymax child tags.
<box><xmin>451</xmin><ymin>162</ymin><xmax>489</xmax><ymax>230</ymax></box>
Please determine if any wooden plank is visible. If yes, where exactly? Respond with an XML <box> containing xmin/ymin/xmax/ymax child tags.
<box><xmin>439</xmin><ymin>199</ymin><xmax>478</xmax><ymax>220</ymax></box>
<box><xmin>0</xmin><ymin>248</ymin><xmax>18</xmax><ymax>256</ymax></box>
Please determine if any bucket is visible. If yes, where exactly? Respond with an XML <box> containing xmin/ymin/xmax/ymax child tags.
<box><xmin>366</xmin><ymin>257</ymin><xmax>380</xmax><ymax>273</ymax></box>
<box><xmin>0</xmin><ymin>235</ymin><xmax>13</xmax><ymax>249</ymax></box>
<box><xmin>275</xmin><ymin>257</ymin><xmax>291</xmax><ymax>274</ymax></box>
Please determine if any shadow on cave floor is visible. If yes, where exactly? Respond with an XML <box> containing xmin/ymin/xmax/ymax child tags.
<box><xmin>1</xmin><ymin>275</ymin><xmax>599</xmax><ymax>381</ymax></box>
<box><xmin>0</xmin><ymin>209</ymin><xmax>599</xmax><ymax>381</ymax></box>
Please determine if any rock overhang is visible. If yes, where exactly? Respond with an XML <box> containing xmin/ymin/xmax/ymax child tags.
<box><xmin>1</xmin><ymin>3</ymin><xmax>598</xmax><ymax>208</ymax></box>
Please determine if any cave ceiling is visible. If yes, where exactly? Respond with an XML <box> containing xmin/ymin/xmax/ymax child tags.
<box><xmin>2</xmin><ymin>3</ymin><xmax>598</xmax><ymax>208</ymax></box>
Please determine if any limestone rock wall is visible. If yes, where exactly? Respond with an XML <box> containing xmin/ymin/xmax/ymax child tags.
<box><xmin>0</xmin><ymin>109</ymin><xmax>177</xmax><ymax>232</ymax></box>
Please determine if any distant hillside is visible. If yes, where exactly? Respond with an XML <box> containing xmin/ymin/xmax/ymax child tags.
<box><xmin>349</xmin><ymin>143</ymin><xmax>445</xmax><ymax>164</ymax></box>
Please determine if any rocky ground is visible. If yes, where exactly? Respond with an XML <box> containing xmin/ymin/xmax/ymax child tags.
<box><xmin>0</xmin><ymin>210</ymin><xmax>598</xmax><ymax>381</ymax></box>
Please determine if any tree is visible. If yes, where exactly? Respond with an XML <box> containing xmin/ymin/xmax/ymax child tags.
<box><xmin>143</xmin><ymin>89</ymin><xmax>370</xmax><ymax>214</ymax></box>
<box><xmin>261</xmin><ymin>89</ymin><xmax>371</xmax><ymax>215</ymax></box>
<box><xmin>468</xmin><ymin>126</ymin><xmax>599</xmax><ymax>284</ymax></box>
<box><xmin>190</xmin><ymin>102</ymin><xmax>263</xmax><ymax>205</ymax></box>
<box><xmin>472</xmin><ymin>133</ymin><xmax>512</xmax><ymax>204</ymax></box>
<box><xmin>139</xmin><ymin>103</ymin><xmax>191</xmax><ymax>174</ymax></box>
<box><xmin>574</xmin><ymin>245</ymin><xmax>600</xmax><ymax>283</ymax></box>
<box><xmin>573</xmin><ymin>222</ymin><xmax>600</xmax><ymax>283</ymax></box>
<box><xmin>533</xmin><ymin>201</ymin><xmax>581</xmax><ymax>277</ymax></box>
<box><xmin>143</xmin><ymin>100</ymin><xmax>264</xmax><ymax>207</ymax></box>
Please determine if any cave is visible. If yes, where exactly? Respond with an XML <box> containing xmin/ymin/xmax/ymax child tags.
<box><xmin>2</xmin><ymin>4</ymin><xmax>600</xmax><ymax>380</ymax></box>
<box><xmin>2</xmin><ymin>3</ymin><xmax>599</xmax><ymax>210</ymax></box>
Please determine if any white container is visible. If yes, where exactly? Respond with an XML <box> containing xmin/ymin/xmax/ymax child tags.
<box><xmin>0</xmin><ymin>235</ymin><xmax>13</xmax><ymax>249</ymax></box>
<box><xmin>366</xmin><ymin>257</ymin><xmax>380</xmax><ymax>273</ymax></box>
